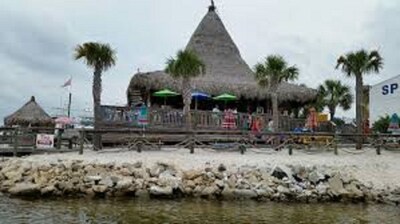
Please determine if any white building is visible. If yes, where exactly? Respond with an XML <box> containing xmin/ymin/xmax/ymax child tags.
<box><xmin>370</xmin><ymin>74</ymin><xmax>400</xmax><ymax>124</ymax></box>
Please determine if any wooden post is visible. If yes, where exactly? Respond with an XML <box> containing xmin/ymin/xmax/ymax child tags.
<box><xmin>288</xmin><ymin>144</ymin><xmax>293</xmax><ymax>155</ymax></box>
<box><xmin>376</xmin><ymin>134</ymin><xmax>381</xmax><ymax>155</ymax></box>
<box><xmin>79</xmin><ymin>130</ymin><xmax>84</xmax><ymax>155</ymax></box>
<box><xmin>13</xmin><ymin>129</ymin><xmax>18</xmax><ymax>157</ymax></box>
<box><xmin>56</xmin><ymin>129</ymin><xmax>62</xmax><ymax>149</ymax></box>
<box><xmin>239</xmin><ymin>144</ymin><xmax>246</xmax><ymax>155</ymax></box>
<box><xmin>334</xmin><ymin>134</ymin><xmax>338</xmax><ymax>155</ymax></box>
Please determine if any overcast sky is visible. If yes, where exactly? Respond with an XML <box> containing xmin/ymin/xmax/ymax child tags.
<box><xmin>1</xmin><ymin>0</ymin><xmax>399</xmax><ymax>123</ymax></box>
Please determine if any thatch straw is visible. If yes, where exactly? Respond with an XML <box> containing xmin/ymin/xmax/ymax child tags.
<box><xmin>4</xmin><ymin>96</ymin><xmax>54</xmax><ymax>127</ymax></box>
<box><xmin>127</xmin><ymin>6</ymin><xmax>316</xmax><ymax>104</ymax></box>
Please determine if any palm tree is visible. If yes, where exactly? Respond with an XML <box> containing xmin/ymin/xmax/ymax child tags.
<box><xmin>74</xmin><ymin>42</ymin><xmax>116</xmax><ymax>150</ymax></box>
<box><xmin>254</xmin><ymin>55</ymin><xmax>299</xmax><ymax>132</ymax></box>
<box><xmin>336</xmin><ymin>49</ymin><xmax>383</xmax><ymax>149</ymax></box>
<box><xmin>318</xmin><ymin>79</ymin><xmax>353</xmax><ymax>119</ymax></box>
<box><xmin>165</xmin><ymin>50</ymin><xmax>205</xmax><ymax>128</ymax></box>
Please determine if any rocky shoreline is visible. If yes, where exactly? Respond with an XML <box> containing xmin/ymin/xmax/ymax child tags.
<box><xmin>0</xmin><ymin>158</ymin><xmax>399</xmax><ymax>205</ymax></box>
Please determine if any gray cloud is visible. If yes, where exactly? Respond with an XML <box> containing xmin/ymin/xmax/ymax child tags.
<box><xmin>1</xmin><ymin>0</ymin><xmax>399</xmax><ymax>123</ymax></box>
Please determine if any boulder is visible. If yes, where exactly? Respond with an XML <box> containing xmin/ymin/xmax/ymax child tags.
<box><xmin>308</xmin><ymin>170</ymin><xmax>325</xmax><ymax>184</ymax></box>
<box><xmin>271</xmin><ymin>167</ymin><xmax>288</xmax><ymax>180</ymax></box>
<box><xmin>9</xmin><ymin>183</ymin><xmax>40</xmax><ymax>196</ymax></box>
<box><xmin>215</xmin><ymin>180</ymin><xmax>224</xmax><ymax>189</ymax></box>
<box><xmin>277</xmin><ymin>185</ymin><xmax>291</xmax><ymax>195</ymax></box>
<box><xmin>328</xmin><ymin>174</ymin><xmax>348</xmax><ymax>196</ymax></box>
<box><xmin>183</xmin><ymin>170</ymin><xmax>202</xmax><ymax>180</ymax></box>
<box><xmin>41</xmin><ymin>185</ymin><xmax>56</xmax><ymax>196</ymax></box>
<box><xmin>218</xmin><ymin>164</ymin><xmax>227</xmax><ymax>172</ymax></box>
<box><xmin>159</xmin><ymin>171</ymin><xmax>181</xmax><ymax>188</ymax></box>
<box><xmin>149</xmin><ymin>186</ymin><xmax>173</xmax><ymax>196</ymax></box>
<box><xmin>316</xmin><ymin>183</ymin><xmax>328</xmax><ymax>195</ymax></box>
<box><xmin>221</xmin><ymin>187</ymin><xmax>234</xmax><ymax>199</ymax></box>
<box><xmin>85</xmin><ymin>175</ymin><xmax>102</xmax><ymax>184</ymax></box>
<box><xmin>345</xmin><ymin>182</ymin><xmax>363</xmax><ymax>198</ymax></box>
<box><xmin>92</xmin><ymin>185</ymin><xmax>108</xmax><ymax>193</ymax></box>
<box><xmin>234</xmin><ymin>189</ymin><xmax>257</xmax><ymax>199</ymax></box>
<box><xmin>201</xmin><ymin>185</ymin><xmax>218</xmax><ymax>196</ymax></box>
<box><xmin>115</xmin><ymin>178</ymin><xmax>133</xmax><ymax>190</ymax></box>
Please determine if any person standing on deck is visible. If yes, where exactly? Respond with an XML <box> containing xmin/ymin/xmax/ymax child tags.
<box><xmin>212</xmin><ymin>105</ymin><xmax>221</xmax><ymax>127</ymax></box>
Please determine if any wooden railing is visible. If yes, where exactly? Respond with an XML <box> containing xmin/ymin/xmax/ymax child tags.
<box><xmin>99</xmin><ymin>107</ymin><xmax>316</xmax><ymax>132</ymax></box>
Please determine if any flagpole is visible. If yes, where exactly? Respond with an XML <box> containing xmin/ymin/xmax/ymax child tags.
<box><xmin>67</xmin><ymin>76</ymin><xmax>72</xmax><ymax>118</ymax></box>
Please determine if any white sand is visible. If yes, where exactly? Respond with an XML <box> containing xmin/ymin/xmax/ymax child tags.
<box><xmin>21</xmin><ymin>147</ymin><xmax>400</xmax><ymax>190</ymax></box>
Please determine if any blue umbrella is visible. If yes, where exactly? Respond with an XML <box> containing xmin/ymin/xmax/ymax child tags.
<box><xmin>192</xmin><ymin>91</ymin><xmax>210</xmax><ymax>110</ymax></box>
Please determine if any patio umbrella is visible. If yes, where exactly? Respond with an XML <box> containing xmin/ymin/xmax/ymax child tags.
<box><xmin>213</xmin><ymin>93</ymin><xmax>237</xmax><ymax>107</ymax></box>
<box><xmin>153</xmin><ymin>89</ymin><xmax>180</xmax><ymax>105</ymax></box>
<box><xmin>192</xmin><ymin>91</ymin><xmax>210</xmax><ymax>110</ymax></box>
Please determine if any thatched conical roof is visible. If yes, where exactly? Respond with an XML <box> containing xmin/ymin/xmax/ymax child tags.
<box><xmin>4</xmin><ymin>96</ymin><xmax>53</xmax><ymax>127</ymax></box>
<box><xmin>128</xmin><ymin>4</ymin><xmax>316</xmax><ymax>103</ymax></box>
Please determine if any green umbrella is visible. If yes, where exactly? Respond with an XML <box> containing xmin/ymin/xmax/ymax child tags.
<box><xmin>213</xmin><ymin>93</ymin><xmax>237</xmax><ymax>101</ymax></box>
<box><xmin>213</xmin><ymin>93</ymin><xmax>237</xmax><ymax>107</ymax></box>
<box><xmin>153</xmin><ymin>89</ymin><xmax>180</xmax><ymax>105</ymax></box>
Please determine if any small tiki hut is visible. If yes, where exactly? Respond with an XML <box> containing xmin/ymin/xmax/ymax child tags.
<box><xmin>127</xmin><ymin>4</ymin><xmax>316</xmax><ymax>113</ymax></box>
<box><xmin>4</xmin><ymin>96</ymin><xmax>54</xmax><ymax>127</ymax></box>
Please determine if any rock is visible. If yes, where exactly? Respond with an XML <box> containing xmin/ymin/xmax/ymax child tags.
<box><xmin>119</xmin><ymin>168</ymin><xmax>132</xmax><ymax>176</ymax></box>
<box><xmin>92</xmin><ymin>185</ymin><xmax>108</xmax><ymax>193</ymax></box>
<box><xmin>234</xmin><ymin>189</ymin><xmax>257</xmax><ymax>199</ymax></box>
<box><xmin>221</xmin><ymin>187</ymin><xmax>234</xmax><ymax>199</ymax></box>
<box><xmin>4</xmin><ymin>171</ymin><xmax>22</xmax><ymax>183</ymax></box>
<box><xmin>99</xmin><ymin>176</ymin><xmax>118</xmax><ymax>188</ymax></box>
<box><xmin>135</xmin><ymin>189</ymin><xmax>149</xmax><ymax>199</ymax></box>
<box><xmin>183</xmin><ymin>170</ymin><xmax>202</xmax><ymax>180</ymax></box>
<box><xmin>149</xmin><ymin>186</ymin><xmax>173</xmax><ymax>196</ymax></box>
<box><xmin>186</xmin><ymin>180</ymin><xmax>196</xmax><ymax>189</ymax></box>
<box><xmin>158</xmin><ymin>172</ymin><xmax>181</xmax><ymax>189</ymax></box>
<box><xmin>115</xmin><ymin>178</ymin><xmax>133</xmax><ymax>190</ymax></box>
<box><xmin>193</xmin><ymin>185</ymin><xmax>205</xmax><ymax>195</ymax></box>
<box><xmin>308</xmin><ymin>170</ymin><xmax>325</xmax><ymax>184</ymax></box>
<box><xmin>328</xmin><ymin>174</ymin><xmax>348</xmax><ymax>196</ymax></box>
<box><xmin>85</xmin><ymin>175</ymin><xmax>102</xmax><ymax>183</ymax></box>
<box><xmin>41</xmin><ymin>186</ymin><xmax>56</xmax><ymax>195</ymax></box>
<box><xmin>133</xmin><ymin>161</ymin><xmax>143</xmax><ymax>168</ymax></box>
<box><xmin>132</xmin><ymin>169</ymin><xmax>147</xmax><ymax>179</ymax></box>
<box><xmin>9</xmin><ymin>183</ymin><xmax>40</xmax><ymax>196</ymax></box>
<box><xmin>215</xmin><ymin>180</ymin><xmax>224</xmax><ymax>189</ymax></box>
<box><xmin>271</xmin><ymin>167</ymin><xmax>288</xmax><ymax>180</ymax></box>
<box><xmin>316</xmin><ymin>183</ymin><xmax>328</xmax><ymax>195</ymax></box>
<box><xmin>345</xmin><ymin>182</ymin><xmax>363</xmax><ymax>198</ymax></box>
<box><xmin>218</xmin><ymin>164</ymin><xmax>227</xmax><ymax>172</ymax></box>
<box><xmin>277</xmin><ymin>185</ymin><xmax>291</xmax><ymax>195</ymax></box>
<box><xmin>149</xmin><ymin>166</ymin><xmax>163</xmax><ymax>177</ymax></box>
<box><xmin>255</xmin><ymin>189</ymin><xmax>269</xmax><ymax>197</ymax></box>
<box><xmin>201</xmin><ymin>185</ymin><xmax>218</xmax><ymax>196</ymax></box>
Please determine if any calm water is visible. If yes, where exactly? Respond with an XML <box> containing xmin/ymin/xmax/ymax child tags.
<box><xmin>0</xmin><ymin>197</ymin><xmax>399</xmax><ymax>224</ymax></box>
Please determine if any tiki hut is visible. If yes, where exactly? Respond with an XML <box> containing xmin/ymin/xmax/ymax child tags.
<box><xmin>4</xmin><ymin>96</ymin><xmax>54</xmax><ymax>127</ymax></box>
<box><xmin>127</xmin><ymin>3</ymin><xmax>316</xmax><ymax>111</ymax></box>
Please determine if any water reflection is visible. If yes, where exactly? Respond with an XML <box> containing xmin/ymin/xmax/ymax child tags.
<box><xmin>0</xmin><ymin>197</ymin><xmax>398</xmax><ymax>224</ymax></box>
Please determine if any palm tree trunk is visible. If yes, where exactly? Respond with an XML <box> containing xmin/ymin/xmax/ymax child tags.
<box><xmin>93</xmin><ymin>68</ymin><xmax>103</xmax><ymax>150</ymax></box>
<box><xmin>182</xmin><ymin>77</ymin><xmax>192</xmax><ymax>130</ymax></box>
<box><xmin>329</xmin><ymin>106</ymin><xmax>336</xmax><ymax>120</ymax></box>
<box><xmin>355</xmin><ymin>74</ymin><xmax>363</xmax><ymax>149</ymax></box>
<box><xmin>271</xmin><ymin>92</ymin><xmax>279</xmax><ymax>132</ymax></box>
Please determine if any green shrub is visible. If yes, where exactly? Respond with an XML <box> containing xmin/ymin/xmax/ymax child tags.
<box><xmin>372</xmin><ymin>115</ymin><xmax>390</xmax><ymax>133</ymax></box>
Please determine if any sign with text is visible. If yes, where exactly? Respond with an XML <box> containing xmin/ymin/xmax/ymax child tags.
<box><xmin>36</xmin><ymin>134</ymin><xmax>54</xmax><ymax>149</ymax></box>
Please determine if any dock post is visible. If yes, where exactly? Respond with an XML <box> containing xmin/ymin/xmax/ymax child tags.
<box><xmin>79</xmin><ymin>130</ymin><xmax>84</xmax><ymax>155</ymax></box>
<box><xmin>334</xmin><ymin>134</ymin><xmax>338</xmax><ymax>155</ymax></box>
<box><xmin>13</xmin><ymin>129</ymin><xmax>19</xmax><ymax>157</ymax></box>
